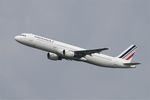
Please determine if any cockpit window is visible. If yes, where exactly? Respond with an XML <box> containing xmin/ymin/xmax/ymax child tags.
<box><xmin>20</xmin><ymin>34</ymin><xmax>26</xmax><ymax>37</ymax></box>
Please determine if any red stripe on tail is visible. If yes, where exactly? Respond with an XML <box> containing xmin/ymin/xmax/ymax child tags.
<box><xmin>126</xmin><ymin>52</ymin><xmax>135</xmax><ymax>60</ymax></box>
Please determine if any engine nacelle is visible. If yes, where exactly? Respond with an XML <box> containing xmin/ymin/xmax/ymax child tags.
<box><xmin>62</xmin><ymin>50</ymin><xmax>75</xmax><ymax>58</ymax></box>
<box><xmin>47</xmin><ymin>52</ymin><xmax>62</xmax><ymax>60</ymax></box>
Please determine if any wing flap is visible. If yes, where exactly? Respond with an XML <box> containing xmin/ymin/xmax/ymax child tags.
<box><xmin>74</xmin><ymin>48</ymin><xmax>108</xmax><ymax>58</ymax></box>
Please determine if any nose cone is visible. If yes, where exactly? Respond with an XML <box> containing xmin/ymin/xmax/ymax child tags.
<box><xmin>14</xmin><ymin>36</ymin><xmax>20</xmax><ymax>42</ymax></box>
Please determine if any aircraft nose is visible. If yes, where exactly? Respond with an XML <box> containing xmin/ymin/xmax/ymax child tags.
<box><xmin>14</xmin><ymin>36</ymin><xmax>20</xmax><ymax>42</ymax></box>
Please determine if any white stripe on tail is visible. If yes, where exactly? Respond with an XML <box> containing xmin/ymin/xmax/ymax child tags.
<box><xmin>117</xmin><ymin>45</ymin><xmax>137</xmax><ymax>62</ymax></box>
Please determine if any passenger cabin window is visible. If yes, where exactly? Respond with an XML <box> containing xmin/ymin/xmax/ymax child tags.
<box><xmin>34</xmin><ymin>35</ymin><xmax>52</xmax><ymax>42</ymax></box>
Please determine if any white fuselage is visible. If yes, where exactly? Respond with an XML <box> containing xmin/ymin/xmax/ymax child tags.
<box><xmin>15</xmin><ymin>33</ymin><xmax>131</xmax><ymax>68</ymax></box>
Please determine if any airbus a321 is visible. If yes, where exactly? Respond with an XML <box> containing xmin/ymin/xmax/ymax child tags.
<box><xmin>15</xmin><ymin>33</ymin><xmax>140</xmax><ymax>68</ymax></box>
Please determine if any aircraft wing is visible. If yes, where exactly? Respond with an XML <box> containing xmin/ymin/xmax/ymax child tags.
<box><xmin>74</xmin><ymin>48</ymin><xmax>108</xmax><ymax>58</ymax></box>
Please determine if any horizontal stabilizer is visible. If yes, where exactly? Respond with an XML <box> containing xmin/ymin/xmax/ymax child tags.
<box><xmin>124</xmin><ymin>62</ymin><xmax>141</xmax><ymax>65</ymax></box>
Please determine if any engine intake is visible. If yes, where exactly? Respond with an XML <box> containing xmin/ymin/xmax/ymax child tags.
<box><xmin>62</xmin><ymin>50</ymin><xmax>75</xmax><ymax>58</ymax></box>
<box><xmin>47</xmin><ymin>52</ymin><xmax>62</xmax><ymax>60</ymax></box>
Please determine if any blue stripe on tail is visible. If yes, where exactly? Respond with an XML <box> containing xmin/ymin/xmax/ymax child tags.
<box><xmin>118</xmin><ymin>45</ymin><xmax>137</xmax><ymax>59</ymax></box>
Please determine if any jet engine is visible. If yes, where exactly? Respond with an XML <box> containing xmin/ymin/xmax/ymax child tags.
<box><xmin>47</xmin><ymin>52</ymin><xmax>62</xmax><ymax>60</ymax></box>
<box><xmin>62</xmin><ymin>50</ymin><xmax>75</xmax><ymax>58</ymax></box>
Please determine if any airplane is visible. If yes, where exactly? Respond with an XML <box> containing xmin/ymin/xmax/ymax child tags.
<box><xmin>15</xmin><ymin>33</ymin><xmax>140</xmax><ymax>68</ymax></box>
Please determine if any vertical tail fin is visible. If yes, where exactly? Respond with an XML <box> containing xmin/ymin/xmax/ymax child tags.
<box><xmin>117</xmin><ymin>45</ymin><xmax>137</xmax><ymax>62</ymax></box>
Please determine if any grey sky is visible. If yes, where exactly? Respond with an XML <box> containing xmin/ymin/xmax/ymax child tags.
<box><xmin>0</xmin><ymin>0</ymin><xmax>149</xmax><ymax>99</ymax></box>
